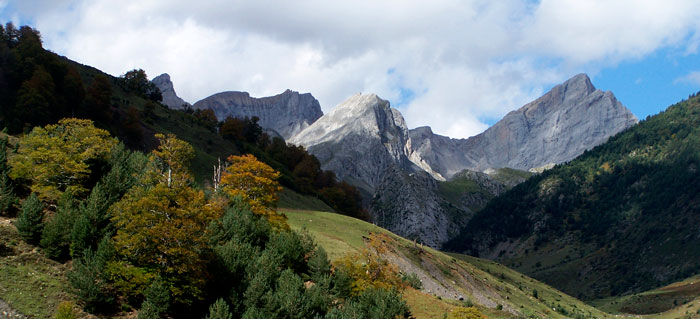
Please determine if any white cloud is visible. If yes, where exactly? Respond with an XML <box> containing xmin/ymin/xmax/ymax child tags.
<box><xmin>4</xmin><ymin>0</ymin><xmax>700</xmax><ymax>138</ymax></box>
<box><xmin>674</xmin><ymin>71</ymin><xmax>700</xmax><ymax>85</ymax></box>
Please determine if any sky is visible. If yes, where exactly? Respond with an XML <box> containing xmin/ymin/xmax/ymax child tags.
<box><xmin>2</xmin><ymin>0</ymin><xmax>700</xmax><ymax>138</ymax></box>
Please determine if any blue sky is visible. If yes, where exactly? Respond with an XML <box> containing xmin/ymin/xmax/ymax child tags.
<box><xmin>2</xmin><ymin>0</ymin><xmax>700</xmax><ymax>138</ymax></box>
<box><xmin>593</xmin><ymin>47</ymin><xmax>700</xmax><ymax>120</ymax></box>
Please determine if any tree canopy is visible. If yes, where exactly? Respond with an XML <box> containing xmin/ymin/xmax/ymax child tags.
<box><xmin>9</xmin><ymin>118</ymin><xmax>117</xmax><ymax>202</ymax></box>
<box><xmin>219</xmin><ymin>154</ymin><xmax>286</xmax><ymax>228</ymax></box>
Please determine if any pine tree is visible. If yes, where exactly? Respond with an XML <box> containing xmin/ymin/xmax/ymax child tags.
<box><xmin>70</xmin><ymin>214</ymin><xmax>92</xmax><ymax>259</ymax></box>
<box><xmin>308</xmin><ymin>246</ymin><xmax>332</xmax><ymax>282</ymax></box>
<box><xmin>16</xmin><ymin>193</ymin><xmax>44</xmax><ymax>244</ymax></box>
<box><xmin>41</xmin><ymin>193</ymin><xmax>77</xmax><ymax>260</ymax></box>
<box><xmin>204</xmin><ymin>298</ymin><xmax>233</xmax><ymax>319</ymax></box>
<box><xmin>0</xmin><ymin>137</ymin><xmax>16</xmax><ymax>216</ymax></box>
<box><xmin>67</xmin><ymin>248</ymin><xmax>113</xmax><ymax>313</ymax></box>
<box><xmin>0</xmin><ymin>174</ymin><xmax>15</xmax><ymax>216</ymax></box>
<box><xmin>143</xmin><ymin>277</ymin><xmax>171</xmax><ymax>316</ymax></box>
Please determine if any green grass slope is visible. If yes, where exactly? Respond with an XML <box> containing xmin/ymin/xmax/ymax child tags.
<box><xmin>284</xmin><ymin>209</ymin><xmax>619</xmax><ymax>319</ymax></box>
<box><xmin>0</xmin><ymin>218</ymin><xmax>73</xmax><ymax>319</ymax></box>
<box><xmin>445</xmin><ymin>93</ymin><xmax>700</xmax><ymax>300</ymax></box>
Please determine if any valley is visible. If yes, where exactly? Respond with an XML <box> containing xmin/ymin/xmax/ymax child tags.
<box><xmin>2</xmin><ymin>20</ymin><xmax>700</xmax><ymax>319</ymax></box>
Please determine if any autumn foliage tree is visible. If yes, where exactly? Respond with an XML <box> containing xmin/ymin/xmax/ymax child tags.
<box><xmin>110</xmin><ymin>134</ymin><xmax>217</xmax><ymax>305</ymax></box>
<box><xmin>219</xmin><ymin>154</ymin><xmax>285</xmax><ymax>228</ymax></box>
<box><xmin>333</xmin><ymin>234</ymin><xmax>404</xmax><ymax>295</ymax></box>
<box><xmin>9</xmin><ymin>118</ymin><xmax>117</xmax><ymax>202</ymax></box>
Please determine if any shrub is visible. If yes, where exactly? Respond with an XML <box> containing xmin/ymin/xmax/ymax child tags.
<box><xmin>400</xmin><ymin>272</ymin><xmax>422</xmax><ymax>289</ymax></box>
<box><xmin>54</xmin><ymin>301</ymin><xmax>77</xmax><ymax>319</ymax></box>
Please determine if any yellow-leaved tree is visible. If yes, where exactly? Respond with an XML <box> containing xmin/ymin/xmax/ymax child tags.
<box><xmin>9</xmin><ymin>118</ymin><xmax>116</xmax><ymax>202</ymax></box>
<box><xmin>110</xmin><ymin>134</ymin><xmax>217</xmax><ymax>305</ymax></box>
<box><xmin>334</xmin><ymin>233</ymin><xmax>404</xmax><ymax>295</ymax></box>
<box><xmin>219</xmin><ymin>154</ymin><xmax>286</xmax><ymax>229</ymax></box>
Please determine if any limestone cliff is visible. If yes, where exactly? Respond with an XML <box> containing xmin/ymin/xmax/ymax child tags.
<box><xmin>193</xmin><ymin>89</ymin><xmax>323</xmax><ymax>140</ymax></box>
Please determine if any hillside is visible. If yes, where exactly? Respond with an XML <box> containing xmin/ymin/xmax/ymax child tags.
<box><xmin>445</xmin><ymin>92</ymin><xmax>700</xmax><ymax>300</ymax></box>
<box><xmin>284</xmin><ymin>209</ymin><xmax>614</xmax><ymax>319</ymax></box>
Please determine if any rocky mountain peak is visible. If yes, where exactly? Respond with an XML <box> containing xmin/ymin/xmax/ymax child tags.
<box><xmin>152</xmin><ymin>73</ymin><xmax>191</xmax><ymax>110</ymax></box>
<box><xmin>289</xmin><ymin>93</ymin><xmax>415</xmax><ymax>195</ymax></box>
<box><xmin>192</xmin><ymin>89</ymin><xmax>323</xmax><ymax>140</ymax></box>
<box><xmin>409</xmin><ymin>73</ymin><xmax>638</xmax><ymax>178</ymax></box>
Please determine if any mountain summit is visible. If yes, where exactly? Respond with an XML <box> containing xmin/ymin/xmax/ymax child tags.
<box><xmin>289</xmin><ymin>93</ymin><xmax>416</xmax><ymax>195</ymax></box>
<box><xmin>409</xmin><ymin>73</ymin><xmax>639</xmax><ymax>179</ymax></box>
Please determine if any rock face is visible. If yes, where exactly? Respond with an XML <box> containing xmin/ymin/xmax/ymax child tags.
<box><xmin>409</xmin><ymin>74</ymin><xmax>639</xmax><ymax>179</ymax></box>
<box><xmin>289</xmin><ymin>93</ymin><xmax>416</xmax><ymax>195</ymax></box>
<box><xmin>193</xmin><ymin>89</ymin><xmax>323</xmax><ymax>140</ymax></box>
<box><xmin>152</xmin><ymin>73</ymin><xmax>191</xmax><ymax>110</ymax></box>
<box><xmin>371</xmin><ymin>167</ymin><xmax>467</xmax><ymax>247</ymax></box>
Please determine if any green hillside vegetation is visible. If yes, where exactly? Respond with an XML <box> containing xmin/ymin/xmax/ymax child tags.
<box><xmin>285</xmin><ymin>209</ymin><xmax>623</xmax><ymax>319</ymax></box>
<box><xmin>445</xmin><ymin>92</ymin><xmax>700</xmax><ymax>300</ymax></box>
<box><xmin>437</xmin><ymin>168</ymin><xmax>532</xmax><ymax>212</ymax></box>
<box><xmin>590</xmin><ymin>274</ymin><xmax>700</xmax><ymax>315</ymax></box>
<box><xmin>0</xmin><ymin>119</ymin><xmax>414</xmax><ymax>318</ymax></box>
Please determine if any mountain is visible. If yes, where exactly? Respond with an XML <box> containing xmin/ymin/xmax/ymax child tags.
<box><xmin>444</xmin><ymin>93</ymin><xmax>700</xmax><ymax>300</ymax></box>
<box><xmin>409</xmin><ymin>74</ymin><xmax>638</xmax><ymax>179</ymax></box>
<box><xmin>290</xmin><ymin>74</ymin><xmax>637</xmax><ymax>247</ymax></box>
<box><xmin>289</xmin><ymin>93</ymin><xmax>417</xmax><ymax>196</ymax></box>
<box><xmin>152</xmin><ymin>73</ymin><xmax>191</xmax><ymax>109</ymax></box>
<box><xmin>193</xmin><ymin>89</ymin><xmax>323</xmax><ymax>140</ymax></box>
<box><xmin>288</xmin><ymin>94</ymin><xmax>464</xmax><ymax>246</ymax></box>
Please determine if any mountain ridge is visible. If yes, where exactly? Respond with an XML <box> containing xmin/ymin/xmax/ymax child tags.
<box><xmin>193</xmin><ymin>89</ymin><xmax>323</xmax><ymax>140</ymax></box>
<box><xmin>408</xmin><ymin>73</ymin><xmax>639</xmax><ymax>179</ymax></box>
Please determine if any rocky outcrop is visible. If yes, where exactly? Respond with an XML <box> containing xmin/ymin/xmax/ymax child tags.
<box><xmin>152</xmin><ymin>73</ymin><xmax>191</xmax><ymax>110</ymax></box>
<box><xmin>371</xmin><ymin>167</ymin><xmax>469</xmax><ymax>247</ymax></box>
<box><xmin>409</xmin><ymin>74</ymin><xmax>638</xmax><ymax>178</ymax></box>
<box><xmin>289</xmin><ymin>93</ymin><xmax>417</xmax><ymax>195</ymax></box>
<box><xmin>193</xmin><ymin>89</ymin><xmax>323</xmax><ymax>140</ymax></box>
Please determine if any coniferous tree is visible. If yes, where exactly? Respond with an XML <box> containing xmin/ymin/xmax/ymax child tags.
<box><xmin>69</xmin><ymin>214</ymin><xmax>92</xmax><ymax>259</ymax></box>
<box><xmin>143</xmin><ymin>277</ymin><xmax>171</xmax><ymax>316</ymax></box>
<box><xmin>41</xmin><ymin>193</ymin><xmax>77</xmax><ymax>260</ymax></box>
<box><xmin>204</xmin><ymin>299</ymin><xmax>233</xmax><ymax>319</ymax></box>
<box><xmin>0</xmin><ymin>137</ymin><xmax>15</xmax><ymax>216</ymax></box>
<box><xmin>67</xmin><ymin>248</ymin><xmax>113</xmax><ymax>313</ymax></box>
<box><xmin>308</xmin><ymin>246</ymin><xmax>332</xmax><ymax>282</ymax></box>
<box><xmin>15</xmin><ymin>193</ymin><xmax>44</xmax><ymax>244</ymax></box>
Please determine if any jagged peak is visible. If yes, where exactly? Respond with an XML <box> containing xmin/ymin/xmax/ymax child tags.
<box><xmin>153</xmin><ymin>73</ymin><xmax>171</xmax><ymax>81</ymax></box>
<box><xmin>332</xmin><ymin>93</ymin><xmax>389</xmax><ymax>113</ymax></box>
<box><xmin>562</xmin><ymin>73</ymin><xmax>595</xmax><ymax>94</ymax></box>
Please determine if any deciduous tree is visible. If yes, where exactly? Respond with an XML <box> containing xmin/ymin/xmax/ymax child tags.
<box><xmin>219</xmin><ymin>154</ymin><xmax>285</xmax><ymax>228</ymax></box>
<box><xmin>111</xmin><ymin>134</ymin><xmax>216</xmax><ymax>305</ymax></box>
<box><xmin>9</xmin><ymin>118</ymin><xmax>116</xmax><ymax>202</ymax></box>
